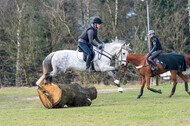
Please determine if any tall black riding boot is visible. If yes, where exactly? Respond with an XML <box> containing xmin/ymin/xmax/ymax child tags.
<box><xmin>86</xmin><ymin>55</ymin><xmax>94</xmax><ymax>72</ymax></box>
<box><xmin>149</xmin><ymin>59</ymin><xmax>159</xmax><ymax>71</ymax></box>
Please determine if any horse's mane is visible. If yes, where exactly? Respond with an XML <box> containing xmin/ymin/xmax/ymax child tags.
<box><xmin>127</xmin><ymin>53</ymin><xmax>146</xmax><ymax>65</ymax></box>
<box><xmin>111</xmin><ymin>39</ymin><xmax>125</xmax><ymax>44</ymax></box>
<box><xmin>128</xmin><ymin>53</ymin><xmax>145</xmax><ymax>57</ymax></box>
<box><xmin>104</xmin><ymin>38</ymin><xmax>125</xmax><ymax>47</ymax></box>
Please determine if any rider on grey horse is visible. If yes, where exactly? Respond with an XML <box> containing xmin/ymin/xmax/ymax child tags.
<box><xmin>147</xmin><ymin>30</ymin><xmax>163</xmax><ymax>71</ymax></box>
<box><xmin>78</xmin><ymin>17</ymin><xmax>104</xmax><ymax>72</ymax></box>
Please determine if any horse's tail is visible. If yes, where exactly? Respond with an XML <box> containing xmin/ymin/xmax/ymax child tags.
<box><xmin>185</xmin><ymin>55</ymin><xmax>190</xmax><ymax>67</ymax></box>
<box><xmin>42</xmin><ymin>52</ymin><xmax>55</xmax><ymax>73</ymax></box>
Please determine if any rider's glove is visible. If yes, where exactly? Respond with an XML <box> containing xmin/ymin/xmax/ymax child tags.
<box><xmin>147</xmin><ymin>53</ymin><xmax>151</xmax><ymax>57</ymax></box>
<box><xmin>98</xmin><ymin>44</ymin><xmax>103</xmax><ymax>50</ymax></box>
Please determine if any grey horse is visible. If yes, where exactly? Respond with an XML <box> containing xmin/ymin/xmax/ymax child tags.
<box><xmin>36</xmin><ymin>39</ymin><xmax>132</xmax><ymax>92</ymax></box>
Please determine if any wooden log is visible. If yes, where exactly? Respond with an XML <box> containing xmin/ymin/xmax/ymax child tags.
<box><xmin>37</xmin><ymin>83</ymin><xmax>97</xmax><ymax>109</ymax></box>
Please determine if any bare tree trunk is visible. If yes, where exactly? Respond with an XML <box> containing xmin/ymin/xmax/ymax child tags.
<box><xmin>15</xmin><ymin>0</ymin><xmax>25</xmax><ymax>86</ymax></box>
<box><xmin>21</xmin><ymin>49</ymin><xmax>31</xmax><ymax>87</ymax></box>
<box><xmin>59</xmin><ymin>0</ymin><xmax>77</xmax><ymax>44</ymax></box>
<box><xmin>189</xmin><ymin>0</ymin><xmax>190</xmax><ymax>32</ymax></box>
<box><xmin>106</xmin><ymin>0</ymin><xmax>118</xmax><ymax>37</ymax></box>
<box><xmin>115</xmin><ymin>0</ymin><xmax>118</xmax><ymax>31</ymax></box>
<box><xmin>80</xmin><ymin>0</ymin><xmax>85</xmax><ymax>31</ymax></box>
<box><xmin>44</xmin><ymin>0</ymin><xmax>77</xmax><ymax>44</ymax></box>
<box><xmin>84</xmin><ymin>0</ymin><xmax>90</xmax><ymax>27</ymax></box>
<box><xmin>0</xmin><ymin>73</ymin><xmax>2</xmax><ymax>88</ymax></box>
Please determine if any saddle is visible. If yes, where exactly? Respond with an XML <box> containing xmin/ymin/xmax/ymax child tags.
<box><xmin>77</xmin><ymin>46</ymin><xmax>98</xmax><ymax>71</ymax></box>
<box><xmin>147</xmin><ymin>52</ymin><xmax>163</xmax><ymax>67</ymax></box>
<box><xmin>77</xmin><ymin>46</ymin><xmax>98</xmax><ymax>61</ymax></box>
<box><xmin>147</xmin><ymin>52</ymin><xmax>164</xmax><ymax>76</ymax></box>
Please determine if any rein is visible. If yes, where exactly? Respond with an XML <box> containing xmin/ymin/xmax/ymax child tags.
<box><xmin>95</xmin><ymin>49</ymin><xmax>113</xmax><ymax>60</ymax></box>
<box><xmin>94</xmin><ymin>46</ymin><xmax>127</xmax><ymax>63</ymax></box>
<box><xmin>136</xmin><ymin>55</ymin><xmax>150</xmax><ymax>69</ymax></box>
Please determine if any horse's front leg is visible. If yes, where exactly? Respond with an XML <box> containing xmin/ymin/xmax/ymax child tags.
<box><xmin>137</xmin><ymin>76</ymin><xmax>145</xmax><ymax>99</ymax></box>
<box><xmin>107</xmin><ymin>69</ymin><xmax>123</xmax><ymax>93</ymax></box>
<box><xmin>146</xmin><ymin>76</ymin><xmax>162</xmax><ymax>94</ymax></box>
<box><xmin>169</xmin><ymin>71</ymin><xmax>178</xmax><ymax>97</ymax></box>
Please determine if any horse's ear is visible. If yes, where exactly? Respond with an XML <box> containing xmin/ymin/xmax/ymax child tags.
<box><xmin>126</xmin><ymin>43</ymin><xmax>132</xmax><ymax>51</ymax></box>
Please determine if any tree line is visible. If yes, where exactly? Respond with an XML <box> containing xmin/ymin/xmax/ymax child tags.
<box><xmin>0</xmin><ymin>0</ymin><xmax>189</xmax><ymax>87</ymax></box>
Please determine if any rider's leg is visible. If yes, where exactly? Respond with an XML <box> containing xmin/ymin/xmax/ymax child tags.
<box><xmin>148</xmin><ymin>56</ymin><xmax>158</xmax><ymax>70</ymax></box>
<box><xmin>78</xmin><ymin>42</ymin><xmax>94</xmax><ymax>72</ymax></box>
<box><xmin>86</xmin><ymin>54</ymin><xmax>93</xmax><ymax>70</ymax></box>
<box><xmin>148</xmin><ymin>51</ymin><xmax>162</xmax><ymax>70</ymax></box>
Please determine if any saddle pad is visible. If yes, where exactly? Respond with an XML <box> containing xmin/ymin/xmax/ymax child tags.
<box><xmin>157</xmin><ymin>53</ymin><xmax>186</xmax><ymax>72</ymax></box>
<box><xmin>77</xmin><ymin>51</ymin><xmax>99</xmax><ymax>61</ymax></box>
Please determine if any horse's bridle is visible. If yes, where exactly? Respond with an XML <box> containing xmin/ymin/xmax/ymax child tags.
<box><xmin>95</xmin><ymin>45</ymin><xmax>127</xmax><ymax>63</ymax></box>
<box><xmin>115</xmin><ymin>45</ymin><xmax>128</xmax><ymax>63</ymax></box>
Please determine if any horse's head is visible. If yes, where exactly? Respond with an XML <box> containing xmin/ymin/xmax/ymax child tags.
<box><xmin>117</xmin><ymin>43</ymin><xmax>132</xmax><ymax>67</ymax></box>
<box><xmin>104</xmin><ymin>38</ymin><xmax>132</xmax><ymax>66</ymax></box>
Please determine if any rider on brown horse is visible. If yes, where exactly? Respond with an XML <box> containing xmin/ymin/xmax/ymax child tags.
<box><xmin>147</xmin><ymin>30</ymin><xmax>163</xmax><ymax>71</ymax></box>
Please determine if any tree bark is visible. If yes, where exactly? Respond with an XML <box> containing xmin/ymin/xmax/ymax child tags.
<box><xmin>106</xmin><ymin>0</ymin><xmax>118</xmax><ymax>37</ymax></box>
<box><xmin>0</xmin><ymin>73</ymin><xmax>2</xmax><ymax>88</ymax></box>
<box><xmin>189</xmin><ymin>0</ymin><xmax>190</xmax><ymax>32</ymax></box>
<box><xmin>38</xmin><ymin>83</ymin><xmax>97</xmax><ymax>109</ymax></box>
<box><xmin>15</xmin><ymin>0</ymin><xmax>25</xmax><ymax>86</ymax></box>
<box><xmin>84</xmin><ymin>0</ymin><xmax>90</xmax><ymax>27</ymax></box>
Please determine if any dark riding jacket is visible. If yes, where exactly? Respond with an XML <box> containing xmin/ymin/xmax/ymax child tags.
<box><xmin>78</xmin><ymin>24</ymin><xmax>103</xmax><ymax>47</ymax></box>
<box><xmin>149</xmin><ymin>36</ymin><xmax>163</xmax><ymax>55</ymax></box>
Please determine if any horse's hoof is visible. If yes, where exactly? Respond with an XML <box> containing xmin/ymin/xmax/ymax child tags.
<box><xmin>188</xmin><ymin>92</ymin><xmax>190</xmax><ymax>95</ymax></box>
<box><xmin>168</xmin><ymin>95</ymin><xmax>172</xmax><ymax>98</ymax></box>
<box><xmin>136</xmin><ymin>95</ymin><xmax>141</xmax><ymax>99</ymax></box>
<box><xmin>118</xmin><ymin>87</ymin><xmax>123</xmax><ymax>93</ymax></box>
<box><xmin>114</xmin><ymin>80</ymin><xmax>120</xmax><ymax>85</ymax></box>
<box><xmin>158</xmin><ymin>90</ymin><xmax>162</xmax><ymax>94</ymax></box>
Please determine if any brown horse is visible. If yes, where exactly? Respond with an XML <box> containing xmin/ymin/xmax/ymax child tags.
<box><xmin>120</xmin><ymin>53</ymin><xmax>190</xmax><ymax>99</ymax></box>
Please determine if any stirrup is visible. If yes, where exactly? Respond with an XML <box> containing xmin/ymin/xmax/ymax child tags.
<box><xmin>151</xmin><ymin>66</ymin><xmax>159</xmax><ymax>71</ymax></box>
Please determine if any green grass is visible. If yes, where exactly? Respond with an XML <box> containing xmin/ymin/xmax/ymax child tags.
<box><xmin>0</xmin><ymin>84</ymin><xmax>190</xmax><ymax>126</ymax></box>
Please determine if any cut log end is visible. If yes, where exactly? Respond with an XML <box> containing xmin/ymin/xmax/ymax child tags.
<box><xmin>37</xmin><ymin>83</ymin><xmax>62</xmax><ymax>109</ymax></box>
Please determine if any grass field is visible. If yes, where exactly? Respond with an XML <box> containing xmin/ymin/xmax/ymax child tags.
<box><xmin>0</xmin><ymin>83</ymin><xmax>190</xmax><ymax>126</ymax></box>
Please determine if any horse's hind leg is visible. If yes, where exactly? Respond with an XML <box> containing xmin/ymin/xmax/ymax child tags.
<box><xmin>177</xmin><ymin>72</ymin><xmax>190</xmax><ymax>95</ymax></box>
<box><xmin>45</xmin><ymin>65</ymin><xmax>60</xmax><ymax>84</ymax></box>
<box><xmin>36</xmin><ymin>67</ymin><xmax>47</xmax><ymax>86</ymax></box>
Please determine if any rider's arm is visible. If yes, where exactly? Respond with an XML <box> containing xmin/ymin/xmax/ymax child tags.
<box><xmin>88</xmin><ymin>30</ymin><xmax>98</xmax><ymax>47</ymax></box>
<box><xmin>95</xmin><ymin>35</ymin><xmax>103</xmax><ymax>45</ymax></box>
<box><xmin>149</xmin><ymin>41</ymin><xmax>157</xmax><ymax>55</ymax></box>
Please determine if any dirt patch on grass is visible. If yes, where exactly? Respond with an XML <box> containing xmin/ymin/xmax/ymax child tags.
<box><xmin>98</xmin><ymin>88</ymin><xmax>137</xmax><ymax>93</ymax></box>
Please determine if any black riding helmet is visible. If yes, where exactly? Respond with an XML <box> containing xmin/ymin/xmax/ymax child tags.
<box><xmin>92</xmin><ymin>17</ymin><xmax>103</xmax><ymax>24</ymax></box>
